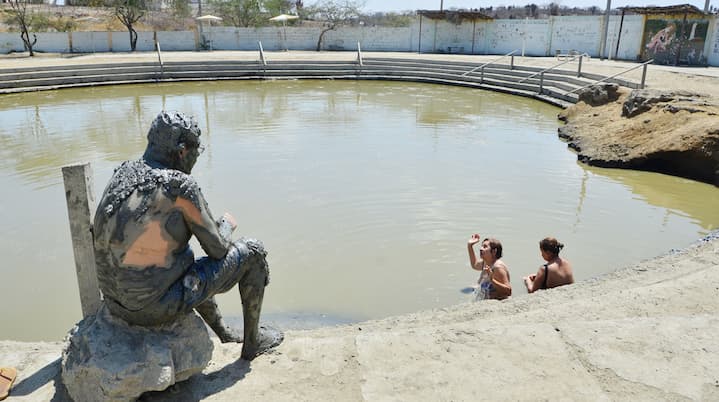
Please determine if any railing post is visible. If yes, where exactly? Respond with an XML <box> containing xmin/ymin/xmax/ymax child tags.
<box><xmin>480</xmin><ymin>66</ymin><xmax>484</xmax><ymax>84</ymax></box>
<box><xmin>357</xmin><ymin>41</ymin><xmax>363</xmax><ymax>67</ymax></box>
<box><xmin>62</xmin><ymin>163</ymin><xmax>101</xmax><ymax>318</ymax></box>
<box><xmin>155</xmin><ymin>39</ymin><xmax>164</xmax><ymax>80</ymax></box>
<box><xmin>640</xmin><ymin>63</ymin><xmax>648</xmax><ymax>89</ymax></box>
<box><xmin>510</xmin><ymin>55</ymin><xmax>514</xmax><ymax>70</ymax></box>
<box><xmin>258</xmin><ymin>41</ymin><xmax>267</xmax><ymax>66</ymax></box>
<box><xmin>539</xmin><ymin>72</ymin><xmax>544</xmax><ymax>94</ymax></box>
<box><xmin>577</xmin><ymin>55</ymin><xmax>583</xmax><ymax>78</ymax></box>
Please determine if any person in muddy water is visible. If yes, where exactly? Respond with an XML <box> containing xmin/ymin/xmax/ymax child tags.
<box><xmin>523</xmin><ymin>237</ymin><xmax>575</xmax><ymax>293</ymax></box>
<box><xmin>467</xmin><ymin>234</ymin><xmax>512</xmax><ymax>300</ymax></box>
<box><xmin>93</xmin><ymin>111</ymin><xmax>282</xmax><ymax>360</ymax></box>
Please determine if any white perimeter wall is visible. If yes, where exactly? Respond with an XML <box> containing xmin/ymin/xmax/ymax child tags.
<box><xmin>484</xmin><ymin>19</ymin><xmax>550</xmax><ymax>56</ymax></box>
<box><xmin>0</xmin><ymin>15</ymin><xmax>717</xmax><ymax>66</ymax></box>
<box><xmin>550</xmin><ymin>16</ymin><xmax>602</xmax><ymax>57</ymax></box>
<box><xmin>606</xmin><ymin>14</ymin><xmax>645</xmax><ymax>61</ymax></box>
<box><xmin>708</xmin><ymin>18</ymin><xmax>719</xmax><ymax>66</ymax></box>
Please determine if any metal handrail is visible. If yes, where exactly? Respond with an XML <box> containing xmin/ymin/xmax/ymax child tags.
<box><xmin>461</xmin><ymin>50</ymin><xmax>518</xmax><ymax>77</ymax></box>
<box><xmin>155</xmin><ymin>40</ymin><xmax>163</xmax><ymax>80</ymax></box>
<box><xmin>357</xmin><ymin>41</ymin><xmax>363</xmax><ymax>67</ymax></box>
<box><xmin>566</xmin><ymin>59</ymin><xmax>654</xmax><ymax>94</ymax></box>
<box><xmin>518</xmin><ymin>57</ymin><xmax>577</xmax><ymax>83</ymax></box>
<box><xmin>258</xmin><ymin>41</ymin><xmax>267</xmax><ymax>66</ymax></box>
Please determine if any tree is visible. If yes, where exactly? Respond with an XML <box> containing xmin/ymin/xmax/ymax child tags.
<box><xmin>169</xmin><ymin>0</ymin><xmax>192</xmax><ymax>18</ymax></box>
<box><xmin>115</xmin><ymin>0</ymin><xmax>146</xmax><ymax>51</ymax></box>
<box><xmin>307</xmin><ymin>0</ymin><xmax>364</xmax><ymax>51</ymax></box>
<box><xmin>7</xmin><ymin>0</ymin><xmax>38</xmax><ymax>56</ymax></box>
<box><xmin>265</xmin><ymin>0</ymin><xmax>294</xmax><ymax>15</ymax></box>
<box><xmin>527</xmin><ymin>3</ymin><xmax>538</xmax><ymax>18</ymax></box>
<box><xmin>208</xmin><ymin>0</ymin><xmax>263</xmax><ymax>27</ymax></box>
<box><xmin>548</xmin><ymin>2</ymin><xmax>560</xmax><ymax>16</ymax></box>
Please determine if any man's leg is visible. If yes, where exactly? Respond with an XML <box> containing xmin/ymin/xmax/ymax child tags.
<box><xmin>195</xmin><ymin>297</ymin><xmax>243</xmax><ymax>343</ymax></box>
<box><xmin>238</xmin><ymin>239</ymin><xmax>283</xmax><ymax>360</ymax></box>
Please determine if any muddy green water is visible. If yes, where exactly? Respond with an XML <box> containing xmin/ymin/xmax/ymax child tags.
<box><xmin>1</xmin><ymin>80</ymin><xmax>718</xmax><ymax>341</ymax></box>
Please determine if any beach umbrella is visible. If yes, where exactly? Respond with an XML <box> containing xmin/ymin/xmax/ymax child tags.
<box><xmin>269</xmin><ymin>14</ymin><xmax>299</xmax><ymax>51</ymax></box>
<box><xmin>196</xmin><ymin>15</ymin><xmax>223</xmax><ymax>22</ymax></box>
<box><xmin>196</xmin><ymin>15</ymin><xmax>223</xmax><ymax>50</ymax></box>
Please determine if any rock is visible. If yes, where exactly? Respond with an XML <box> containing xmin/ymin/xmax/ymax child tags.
<box><xmin>622</xmin><ymin>89</ymin><xmax>675</xmax><ymax>117</ymax></box>
<box><xmin>577</xmin><ymin>84</ymin><xmax>619</xmax><ymax>106</ymax></box>
<box><xmin>61</xmin><ymin>304</ymin><xmax>213</xmax><ymax>402</ymax></box>
<box><xmin>664</xmin><ymin>104</ymin><xmax>703</xmax><ymax>114</ymax></box>
<box><xmin>620</xmin><ymin>89</ymin><xmax>700</xmax><ymax>117</ymax></box>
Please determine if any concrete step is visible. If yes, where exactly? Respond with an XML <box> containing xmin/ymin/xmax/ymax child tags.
<box><xmin>0</xmin><ymin>57</ymin><xmax>633</xmax><ymax>105</ymax></box>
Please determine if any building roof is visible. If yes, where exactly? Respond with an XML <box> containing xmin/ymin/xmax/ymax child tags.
<box><xmin>619</xmin><ymin>4</ymin><xmax>708</xmax><ymax>15</ymax></box>
<box><xmin>416</xmin><ymin>10</ymin><xmax>493</xmax><ymax>21</ymax></box>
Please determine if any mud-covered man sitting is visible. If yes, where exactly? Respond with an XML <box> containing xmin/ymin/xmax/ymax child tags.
<box><xmin>93</xmin><ymin>111</ymin><xmax>282</xmax><ymax>360</ymax></box>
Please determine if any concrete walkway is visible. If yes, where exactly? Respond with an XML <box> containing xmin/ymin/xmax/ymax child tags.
<box><xmin>1</xmin><ymin>52</ymin><xmax>718</xmax><ymax>401</ymax></box>
<box><xmin>3</xmin><ymin>234</ymin><xmax>718</xmax><ymax>401</ymax></box>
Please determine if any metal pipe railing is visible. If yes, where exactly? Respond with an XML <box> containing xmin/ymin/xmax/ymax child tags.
<box><xmin>461</xmin><ymin>50</ymin><xmax>518</xmax><ymax>77</ymax></box>
<box><xmin>155</xmin><ymin>40</ymin><xmax>163</xmax><ymax>80</ymax></box>
<box><xmin>518</xmin><ymin>57</ymin><xmax>576</xmax><ymax>83</ymax></box>
<box><xmin>258</xmin><ymin>41</ymin><xmax>267</xmax><ymax>66</ymax></box>
<box><xmin>566</xmin><ymin>59</ymin><xmax>654</xmax><ymax>94</ymax></box>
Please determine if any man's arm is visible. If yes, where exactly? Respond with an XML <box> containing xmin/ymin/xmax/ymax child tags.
<box><xmin>175</xmin><ymin>190</ymin><xmax>232</xmax><ymax>260</ymax></box>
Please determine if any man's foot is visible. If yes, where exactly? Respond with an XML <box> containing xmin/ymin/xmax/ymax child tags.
<box><xmin>241</xmin><ymin>325</ymin><xmax>284</xmax><ymax>361</ymax></box>
<box><xmin>216</xmin><ymin>325</ymin><xmax>244</xmax><ymax>343</ymax></box>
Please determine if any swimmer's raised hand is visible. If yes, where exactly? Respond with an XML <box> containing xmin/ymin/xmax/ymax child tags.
<box><xmin>468</xmin><ymin>233</ymin><xmax>482</xmax><ymax>245</ymax></box>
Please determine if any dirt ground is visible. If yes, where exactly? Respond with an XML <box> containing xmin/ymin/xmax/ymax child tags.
<box><xmin>0</xmin><ymin>4</ymin><xmax>197</xmax><ymax>32</ymax></box>
<box><xmin>557</xmin><ymin>76</ymin><xmax>719</xmax><ymax>185</ymax></box>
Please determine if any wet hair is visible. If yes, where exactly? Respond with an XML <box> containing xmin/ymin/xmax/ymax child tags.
<box><xmin>483</xmin><ymin>238</ymin><xmax>503</xmax><ymax>259</ymax></box>
<box><xmin>146</xmin><ymin>111</ymin><xmax>201</xmax><ymax>157</ymax></box>
<box><xmin>539</xmin><ymin>237</ymin><xmax>564</xmax><ymax>257</ymax></box>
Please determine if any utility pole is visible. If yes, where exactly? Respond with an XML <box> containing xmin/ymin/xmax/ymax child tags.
<box><xmin>440</xmin><ymin>1</ymin><xmax>444</xmax><ymax>11</ymax></box>
<box><xmin>705</xmin><ymin>0</ymin><xmax>710</xmax><ymax>12</ymax></box>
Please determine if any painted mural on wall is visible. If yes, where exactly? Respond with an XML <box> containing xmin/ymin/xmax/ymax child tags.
<box><xmin>642</xmin><ymin>16</ymin><xmax>709</xmax><ymax>65</ymax></box>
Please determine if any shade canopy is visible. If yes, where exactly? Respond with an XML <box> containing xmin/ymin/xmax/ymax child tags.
<box><xmin>196</xmin><ymin>15</ymin><xmax>223</xmax><ymax>22</ymax></box>
<box><xmin>269</xmin><ymin>14</ymin><xmax>299</xmax><ymax>22</ymax></box>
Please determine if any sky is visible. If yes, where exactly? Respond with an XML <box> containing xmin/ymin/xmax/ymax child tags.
<box><xmin>360</xmin><ymin>0</ymin><xmax>714</xmax><ymax>13</ymax></box>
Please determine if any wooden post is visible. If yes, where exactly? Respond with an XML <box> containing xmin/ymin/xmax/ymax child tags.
<box><xmin>62</xmin><ymin>163</ymin><xmax>101</xmax><ymax>318</ymax></box>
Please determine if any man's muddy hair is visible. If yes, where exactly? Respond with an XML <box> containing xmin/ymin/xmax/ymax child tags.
<box><xmin>146</xmin><ymin>111</ymin><xmax>201</xmax><ymax>156</ymax></box>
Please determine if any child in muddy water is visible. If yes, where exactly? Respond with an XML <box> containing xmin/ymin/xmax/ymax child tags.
<box><xmin>467</xmin><ymin>234</ymin><xmax>512</xmax><ymax>300</ymax></box>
